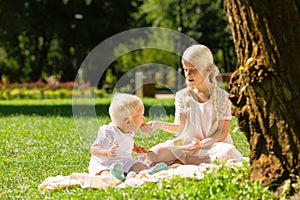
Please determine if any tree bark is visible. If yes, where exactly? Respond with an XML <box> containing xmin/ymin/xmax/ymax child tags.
<box><xmin>224</xmin><ymin>0</ymin><xmax>300</xmax><ymax>188</ymax></box>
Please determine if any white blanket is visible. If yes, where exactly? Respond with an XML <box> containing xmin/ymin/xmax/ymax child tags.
<box><xmin>38</xmin><ymin>158</ymin><xmax>248</xmax><ymax>192</ymax></box>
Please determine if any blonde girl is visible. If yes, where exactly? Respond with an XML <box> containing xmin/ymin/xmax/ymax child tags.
<box><xmin>142</xmin><ymin>44</ymin><xmax>243</xmax><ymax>165</ymax></box>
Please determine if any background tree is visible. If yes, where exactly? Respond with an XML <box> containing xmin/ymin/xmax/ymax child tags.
<box><xmin>0</xmin><ymin>0</ymin><xmax>237</xmax><ymax>86</ymax></box>
<box><xmin>0</xmin><ymin>0</ymin><xmax>132</xmax><ymax>83</ymax></box>
<box><xmin>112</xmin><ymin>29</ymin><xmax>180</xmax><ymax>90</ymax></box>
<box><xmin>224</xmin><ymin>0</ymin><xmax>300</xmax><ymax>190</ymax></box>
<box><xmin>57</xmin><ymin>0</ymin><xmax>132</xmax><ymax>82</ymax></box>
<box><xmin>132</xmin><ymin>0</ymin><xmax>236</xmax><ymax>72</ymax></box>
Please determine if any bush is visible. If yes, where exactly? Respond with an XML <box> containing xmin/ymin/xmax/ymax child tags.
<box><xmin>0</xmin><ymin>82</ymin><xmax>107</xmax><ymax>99</ymax></box>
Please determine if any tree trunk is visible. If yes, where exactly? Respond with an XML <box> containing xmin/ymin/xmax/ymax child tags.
<box><xmin>223</xmin><ymin>0</ymin><xmax>300</xmax><ymax>188</ymax></box>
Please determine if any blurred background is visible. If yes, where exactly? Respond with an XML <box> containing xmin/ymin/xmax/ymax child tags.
<box><xmin>0</xmin><ymin>0</ymin><xmax>236</xmax><ymax>99</ymax></box>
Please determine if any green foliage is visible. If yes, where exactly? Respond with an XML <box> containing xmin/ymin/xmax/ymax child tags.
<box><xmin>0</xmin><ymin>0</ymin><xmax>236</xmax><ymax>85</ymax></box>
<box><xmin>230</xmin><ymin>117</ymin><xmax>250</xmax><ymax>157</ymax></box>
<box><xmin>0</xmin><ymin>85</ymin><xmax>106</xmax><ymax>100</ymax></box>
<box><xmin>112</xmin><ymin>28</ymin><xmax>182</xmax><ymax>91</ymax></box>
<box><xmin>0</xmin><ymin>0</ymin><xmax>132</xmax><ymax>82</ymax></box>
<box><xmin>0</xmin><ymin>98</ymin><xmax>287</xmax><ymax>199</ymax></box>
<box><xmin>131</xmin><ymin>0</ymin><xmax>236</xmax><ymax>72</ymax></box>
<box><xmin>122</xmin><ymin>162</ymin><xmax>277</xmax><ymax>200</ymax></box>
<box><xmin>113</xmin><ymin>29</ymin><xmax>179</xmax><ymax>68</ymax></box>
<box><xmin>104</xmin><ymin>68</ymin><xmax>117</xmax><ymax>85</ymax></box>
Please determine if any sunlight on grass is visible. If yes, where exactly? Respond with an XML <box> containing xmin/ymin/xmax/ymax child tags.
<box><xmin>0</xmin><ymin>98</ymin><xmax>279</xmax><ymax>199</ymax></box>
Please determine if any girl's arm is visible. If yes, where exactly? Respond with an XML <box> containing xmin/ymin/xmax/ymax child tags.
<box><xmin>185</xmin><ymin>120</ymin><xmax>231</xmax><ymax>150</ymax></box>
<box><xmin>141</xmin><ymin>92</ymin><xmax>186</xmax><ymax>135</ymax></box>
<box><xmin>147</xmin><ymin>112</ymin><xmax>186</xmax><ymax>134</ymax></box>
<box><xmin>149</xmin><ymin>121</ymin><xmax>180</xmax><ymax>134</ymax></box>
<box><xmin>216</xmin><ymin>120</ymin><xmax>231</xmax><ymax>142</ymax></box>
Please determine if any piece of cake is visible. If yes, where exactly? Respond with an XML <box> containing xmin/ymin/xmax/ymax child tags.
<box><xmin>173</xmin><ymin>139</ymin><xmax>184</xmax><ymax>146</ymax></box>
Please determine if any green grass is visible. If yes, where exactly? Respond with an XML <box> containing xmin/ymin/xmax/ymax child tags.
<box><xmin>0</xmin><ymin>98</ymin><xmax>279</xmax><ymax>199</ymax></box>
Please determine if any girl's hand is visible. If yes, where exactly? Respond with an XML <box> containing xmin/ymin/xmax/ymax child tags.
<box><xmin>105</xmin><ymin>143</ymin><xmax>119</xmax><ymax>157</ymax></box>
<box><xmin>184</xmin><ymin>138</ymin><xmax>201</xmax><ymax>151</ymax></box>
<box><xmin>140</xmin><ymin>121</ymin><xmax>164</xmax><ymax>134</ymax></box>
<box><xmin>148</xmin><ymin>121</ymin><xmax>164</xmax><ymax>130</ymax></box>
<box><xmin>140</xmin><ymin>123</ymin><xmax>154</xmax><ymax>134</ymax></box>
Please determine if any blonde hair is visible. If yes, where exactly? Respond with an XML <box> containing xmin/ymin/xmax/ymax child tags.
<box><xmin>181</xmin><ymin>45</ymin><xmax>220</xmax><ymax>126</ymax></box>
<box><xmin>182</xmin><ymin>44</ymin><xmax>214</xmax><ymax>70</ymax></box>
<box><xmin>109</xmin><ymin>93</ymin><xmax>143</xmax><ymax>126</ymax></box>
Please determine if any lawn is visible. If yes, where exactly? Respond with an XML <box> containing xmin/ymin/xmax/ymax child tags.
<box><xmin>0</xmin><ymin>98</ymin><xmax>279</xmax><ymax>199</ymax></box>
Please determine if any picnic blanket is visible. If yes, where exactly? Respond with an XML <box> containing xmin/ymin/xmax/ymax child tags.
<box><xmin>38</xmin><ymin>158</ymin><xmax>249</xmax><ymax>192</ymax></box>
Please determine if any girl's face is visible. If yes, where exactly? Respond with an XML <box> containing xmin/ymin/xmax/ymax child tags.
<box><xmin>183</xmin><ymin>62</ymin><xmax>205</xmax><ymax>88</ymax></box>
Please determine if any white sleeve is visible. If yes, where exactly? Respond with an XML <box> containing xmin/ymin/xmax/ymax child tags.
<box><xmin>93</xmin><ymin>126</ymin><xmax>114</xmax><ymax>148</ymax></box>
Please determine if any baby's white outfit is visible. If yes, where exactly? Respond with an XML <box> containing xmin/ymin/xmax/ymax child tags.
<box><xmin>88</xmin><ymin>123</ymin><xmax>145</xmax><ymax>175</ymax></box>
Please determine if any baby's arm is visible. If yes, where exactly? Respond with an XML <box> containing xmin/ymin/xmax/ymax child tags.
<box><xmin>90</xmin><ymin>143</ymin><xmax>119</xmax><ymax>158</ymax></box>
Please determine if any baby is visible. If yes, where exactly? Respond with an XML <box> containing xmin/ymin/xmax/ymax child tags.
<box><xmin>88</xmin><ymin>93</ymin><xmax>167</xmax><ymax>181</ymax></box>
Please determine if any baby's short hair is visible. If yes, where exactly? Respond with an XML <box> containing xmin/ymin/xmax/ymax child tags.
<box><xmin>109</xmin><ymin>93</ymin><xmax>143</xmax><ymax>126</ymax></box>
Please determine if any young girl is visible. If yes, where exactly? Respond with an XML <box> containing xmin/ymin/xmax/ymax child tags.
<box><xmin>142</xmin><ymin>44</ymin><xmax>243</xmax><ymax>166</ymax></box>
<box><xmin>88</xmin><ymin>93</ymin><xmax>167</xmax><ymax>181</ymax></box>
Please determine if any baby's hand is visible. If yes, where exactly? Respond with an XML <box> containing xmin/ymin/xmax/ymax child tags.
<box><xmin>105</xmin><ymin>143</ymin><xmax>119</xmax><ymax>157</ymax></box>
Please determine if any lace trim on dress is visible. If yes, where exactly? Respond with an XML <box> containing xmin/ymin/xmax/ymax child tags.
<box><xmin>216</xmin><ymin>89</ymin><xmax>232</xmax><ymax>120</ymax></box>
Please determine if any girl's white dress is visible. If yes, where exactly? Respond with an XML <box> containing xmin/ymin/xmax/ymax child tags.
<box><xmin>162</xmin><ymin>87</ymin><xmax>243</xmax><ymax>164</ymax></box>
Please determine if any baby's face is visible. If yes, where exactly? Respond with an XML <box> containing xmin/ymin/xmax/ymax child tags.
<box><xmin>129</xmin><ymin>106</ymin><xmax>145</xmax><ymax>132</ymax></box>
